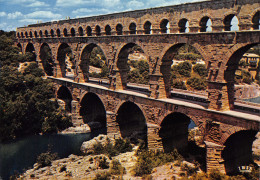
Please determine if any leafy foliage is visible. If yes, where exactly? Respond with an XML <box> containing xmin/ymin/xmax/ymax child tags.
<box><xmin>193</xmin><ymin>64</ymin><xmax>207</xmax><ymax>77</ymax></box>
<box><xmin>109</xmin><ymin>159</ymin><xmax>126</xmax><ymax>175</ymax></box>
<box><xmin>172</xmin><ymin>79</ymin><xmax>187</xmax><ymax>90</ymax></box>
<box><xmin>0</xmin><ymin>31</ymin><xmax>72</xmax><ymax>142</ymax></box>
<box><xmin>180</xmin><ymin>163</ymin><xmax>199</xmax><ymax>177</ymax></box>
<box><xmin>36</xmin><ymin>147</ymin><xmax>58</xmax><ymax>168</ymax></box>
<box><xmin>0</xmin><ymin>33</ymin><xmax>27</xmax><ymax>66</ymax></box>
<box><xmin>89</xmin><ymin>47</ymin><xmax>108</xmax><ymax>78</ymax></box>
<box><xmin>93</xmin><ymin>138</ymin><xmax>133</xmax><ymax>158</ymax></box>
<box><xmin>172</xmin><ymin>61</ymin><xmax>192</xmax><ymax>77</ymax></box>
<box><xmin>187</xmin><ymin>77</ymin><xmax>207</xmax><ymax>90</ymax></box>
<box><xmin>133</xmin><ymin>149</ymin><xmax>182</xmax><ymax>176</ymax></box>
<box><xmin>175</xmin><ymin>53</ymin><xmax>201</xmax><ymax>61</ymax></box>
<box><xmin>128</xmin><ymin>60</ymin><xmax>149</xmax><ymax>84</ymax></box>
<box><xmin>94</xmin><ymin>172</ymin><xmax>111</xmax><ymax>180</ymax></box>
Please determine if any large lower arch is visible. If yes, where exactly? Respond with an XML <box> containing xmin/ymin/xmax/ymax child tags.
<box><xmin>40</xmin><ymin>43</ymin><xmax>54</xmax><ymax>76</ymax></box>
<box><xmin>79</xmin><ymin>92</ymin><xmax>106</xmax><ymax>133</ymax></box>
<box><xmin>159</xmin><ymin>112</ymin><xmax>191</xmax><ymax>153</ymax></box>
<box><xmin>116</xmin><ymin>101</ymin><xmax>147</xmax><ymax>144</ymax></box>
<box><xmin>25</xmin><ymin>43</ymin><xmax>36</xmax><ymax>62</ymax></box>
<box><xmin>160</xmin><ymin>43</ymin><xmax>207</xmax><ymax>98</ymax></box>
<box><xmin>57</xmin><ymin>43</ymin><xmax>74</xmax><ymax>78</ymax></box>
<box><xmin>222</xmin><ymin>130</ymin><xmax>258</xmax><ymax>175</ymax></box>
<box><xmin>224</xmin><ymin>43</ymin><xmax>259</xmax><ymax>109</ymax></box>
<box><xmin>80</xmin><ymin>43</ymin><xmax>106</xmax><ymax>82</ymax></box>
<box><xmin>57</xmin><ymin>86</ymin><xmax>73</xmax><ymax>113</ymax></box>
<box><xmin>160</xmin><ymin>43</ymin><xmax>185</xmax><ymax>97</ymax></box>
<box><xmin>116</xmin><ymin>43</ymin><xmax>147</xmax><ymax>90</ymax></box>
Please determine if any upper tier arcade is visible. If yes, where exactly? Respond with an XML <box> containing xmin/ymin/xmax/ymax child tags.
<box><xmin>15</xmin><ymin>0</ymin><xmax>260</xmax><ymax>112</ymax></box>
<box><xmin>16</xmin><ymin>0</ymin><xmax>259</xmax><ymax>38</ymax></box>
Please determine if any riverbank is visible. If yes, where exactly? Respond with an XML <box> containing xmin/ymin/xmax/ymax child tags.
<box><xmin>59</xmin><ymin>124</ymin><xmax>91</xmax><ymax>134</ymax></box>
<box><xmin>18</xmin><ymin>148</ymin><xmax>200</xmax><ymax>180</ymax></box>
<box><xmin>18</xmin><ymin>135</ymin><xmax>201</xmax><ymax>180</ymax></box>
<box><xmin>17</xmin><ymin>133</ymin><xmax>260</xmax><ymax>180</ymax></box>
<box><xmin>0</xmin><ymin>133</ymin><xmax>94</xmax><ymax>180</ymax></box>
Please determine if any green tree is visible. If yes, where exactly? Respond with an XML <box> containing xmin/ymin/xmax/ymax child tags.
<box><xmin>0</xmin><ymin>31</ymin><xmax>72</xmax><ymax>142</ymax></box>
<box><xmin>127</xmin><ymin>60</ymin><xmax>149</xmax><ymax>84</ymax></box>
<box><xmin>187</xmin><ymin>77</ymin><xmax>207</xmax><ymax>90</ymax></box>
<box><xmin>172</xmin><ymin>79</ymin><xmax>187</xmax><ymax>90</ymax></box>
<box><xmin>193</xmin><ymin>64</ymin><xmax>208</xmax><ymax>77</ymax></box>
<box><xmin>173</xmin><ymin>61</ymin><xmax>192</xmax><ymax>77</ymax></box>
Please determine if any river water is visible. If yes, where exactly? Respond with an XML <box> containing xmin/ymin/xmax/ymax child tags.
<box><xmin>0</xmin><ymin>132</ymin><xmax>99</xmax><ymax>180</ymax></box>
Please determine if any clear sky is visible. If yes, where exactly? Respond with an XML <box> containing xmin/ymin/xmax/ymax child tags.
<box><xmin>0</xmin><ymin>0</ymin><xmax>204</xmax><ymax>31</ymax></box>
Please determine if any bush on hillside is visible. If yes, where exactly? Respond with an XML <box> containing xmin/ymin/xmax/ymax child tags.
<box><xmin>193</xmin><ymin>64</ymin><xmax>208</xmax><ymax>77</ymax></box>
<box><xmin>109</xmin><ymin>159</ymin><xmax>126</xmax><ymax>175</ymax></box>
<box><xmin>172</xmin><ymin>79</ymin><xmax>187</xmax><ymax>90</ymax></box>
<box><xmin>187</xmin><ymin>77</ymin><xmax>207</xmax><ymax>90</ymax></box>
<box><xmin>36</xmin><ymin>148</ymin><xmax>58</xmax><ymax>168</ymax></box>
<box><xmin>93</xmin><ymin>138</ymin><xmax>133</xmax><ymax>158</ymax></box>
<box><xmin>133</xmin><ymin>149</ymin><xmax>182</xmax><ymax>176</ymax></box>
<box><xmin>172</xmin><ymin>61</ymin><xmax>192</xmax><ymax>77</ymax></box>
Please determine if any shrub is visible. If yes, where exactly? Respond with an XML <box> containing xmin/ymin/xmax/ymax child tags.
<box><xmin>180</xmin><ymin>163</ymin><xmax>199</xmax><ymax>177</ymax></box>
<box><xmin>193</xmin><ymin>64</ymin><xmax>207</xmax><ymax>77</ymax></box>
<box><xmin>133</xmin><ymin>153</ymin><xmax>153</xmax><ymax>176</ymax></box>
<box><xmin>172</xmin><ymin>79</ymin><xmax>187</xmax><ymax>90</ymax></box>
<box><xmin>127</xmin><ymin>60</ymin><xmax>149</xmax><ymax>85</ymax></box>
<box><xmin>177</xmin><ymin>61</ymin><xmax>192</xmax><ymax>77</ymax></box>
<box><xmin>114</xmin><ymin>138</ymin><xmax>132</xmax><ymax>153</ymax></box>
<box><xmin>208</xmin><ymin>169</ymin><xmax>226</xmax><ymax>180</ymax></box>
<box><xmin>93</xmin><ymin>138</ymin><xmax>133</xmax><ymax>157</ymax></box>
<box><xmin>175</xmin><ymin>53</ymin><xmax>201</xmax><ymax>61</ymax></box>
<box><xmin>187</xmin><ymin>77</ymin><xmax>207</xmax><ymax>90</ymax></box>
<box><xmin>36</xmin><ymin>148</ymin><xmax>58</xmax><ymax>168</ymax></box>
<box><xmin>96</xmin><ymin>156</ymin><xmax>109</xmax><ymax>169</ymax></box>
<box><xmin>133</xmin><ymin>149</ymin><xmax>181</xmax><ymax>176</ymax></box>
<box><xmin>109</xmin><ymin>159</ymin><xmax>126</xmax><ymax>175</ymax></box>
<box><xmin>94</xmin><ymin>172</ymin><xmax>111</xmax><ymax>180</ymax></box>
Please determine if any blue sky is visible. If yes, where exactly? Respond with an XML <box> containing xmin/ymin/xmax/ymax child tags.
<box><xmin>0</xmin><ymin>0</ymin><xmax>203</xmax><ymax>31</ymax></box>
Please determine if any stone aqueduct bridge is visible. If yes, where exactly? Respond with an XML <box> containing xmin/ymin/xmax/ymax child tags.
<box><xmin>16</xmin><ymin>0</ymin><xmax>259</xmax><ymax>174</ymax></box>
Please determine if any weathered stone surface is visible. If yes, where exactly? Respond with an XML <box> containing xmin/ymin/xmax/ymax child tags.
<box><xmin>80</xmin><ymin>134</ymin><xmax>115</xmax><ymax>155</ymax></box>
<box><xmin>17</xmin><ymin>62</ymin><xmax>34</xmax><ymax>73</ymax></box>
<box><xmin>60</xmin><ymin>124</ymin><xmax>91</xmax><ymax>134</ymax></box>
<box><xmin>235</xmin><ymin>84</ymin><xmax>260</xmax><ymax>99</ymax></box>
<box><xmin>15</xmin><ymin>0</ymin><xmax>260</xmax><ymax>175</ymax></box>
<box><xmin>16</xmin><ymin>0</ymin><xmax>260</xmax><ymax>111</ymax></box>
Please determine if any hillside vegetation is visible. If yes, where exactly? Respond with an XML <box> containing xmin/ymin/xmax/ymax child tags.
<box><xmin>0</xmin><ymin>31</ymin><xmax>71</xmax><ymax>142</ymax></box>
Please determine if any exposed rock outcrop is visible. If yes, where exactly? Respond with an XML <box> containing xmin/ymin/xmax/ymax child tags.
<box><xmin>18</xmin><ymin>62</ymin><xmax>34</xmax><ymax>73</ymax></box>
<box><xmin>60</xmin><ymin>124</ymin><xmax>91</xmax><ymax>134</ymax></box>
<box><xmin>80</xmin><ymin>134</ymin><xmax>115</xmax><ymax>155</ymax></box>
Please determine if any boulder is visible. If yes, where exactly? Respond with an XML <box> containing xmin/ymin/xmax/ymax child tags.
<box><xmin>80</xmin><ymin>134</ymin><xmax>114</xmax><ymax>155</ymax></box>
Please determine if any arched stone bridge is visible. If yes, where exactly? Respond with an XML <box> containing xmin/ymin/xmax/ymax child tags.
<box><xmin>16</xmin><ymin>0</ymin><xmax>259</xmax><ymax>174</ymax></box>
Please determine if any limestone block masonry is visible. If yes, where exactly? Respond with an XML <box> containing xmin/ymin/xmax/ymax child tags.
<box><xmin>16</xmin><ymin>0</ymin><xmax>260</xmax><ymax>175</ymax></box>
